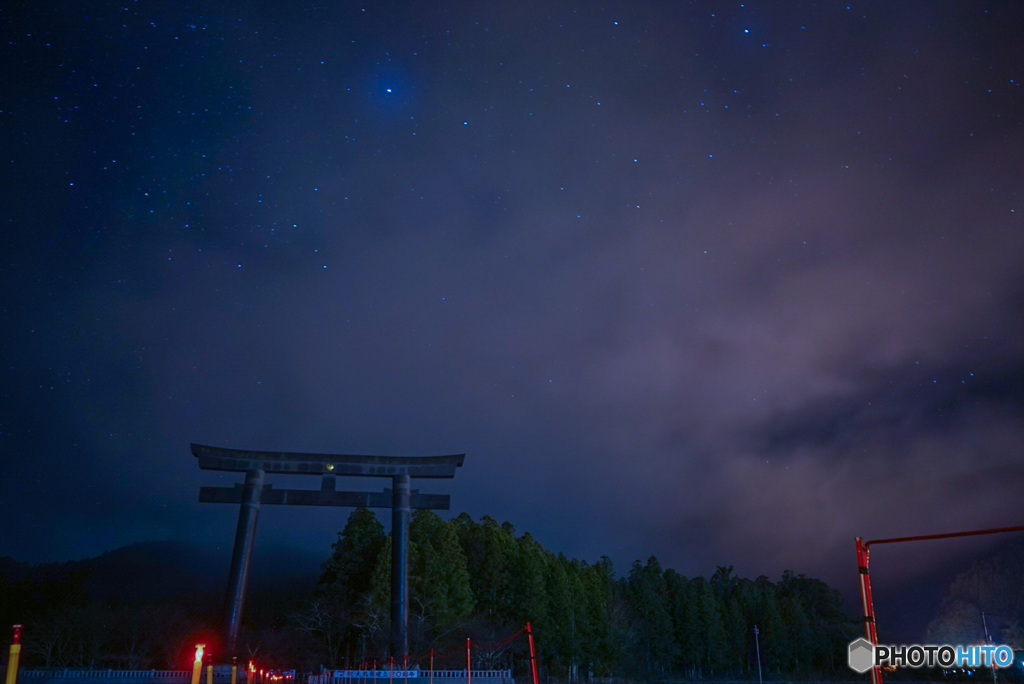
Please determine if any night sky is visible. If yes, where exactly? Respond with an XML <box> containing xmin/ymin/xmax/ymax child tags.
<box><xmin>3</xmin><ymin>0</ymin><xmax>1023</xmax><ymax>621</ymax></box>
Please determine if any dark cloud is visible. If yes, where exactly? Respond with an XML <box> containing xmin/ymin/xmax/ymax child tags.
<box><xmin>762</xmin><ymin>362</ymin><xmax>1024</xmax><ymax>453</ymax></box>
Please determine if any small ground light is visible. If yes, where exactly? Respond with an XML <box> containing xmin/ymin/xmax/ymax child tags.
<box><xmin>191</xmin><ymin>645</ymin><xmax>206</xmax><ymax>684</ymax></box>
<box><xmin>5</xmin><ymin>625</ymin><xmax>23</xmax><ymax>684</ymax></box>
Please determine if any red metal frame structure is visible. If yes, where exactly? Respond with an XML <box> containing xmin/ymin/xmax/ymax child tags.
<box><xmin>856</xmin><ymin>524</ymin><xmax>1024</xmax><ymax>684</ymax></box>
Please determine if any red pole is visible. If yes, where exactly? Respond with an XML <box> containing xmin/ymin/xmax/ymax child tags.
<box><xmin>856</xmin><ymin>538</ymin><xmax>883</xmax><ymax>684</ymax></box>
<box><xmin>389</xmin><ymin>657</ymin><xmax>394</xmax><ymax>684</ymax></box>
<box><xmin>526</xmin><ymin>623</ymin><xmax>539</xmax><ymax>684</ymax></box>
<box><xmin>429</xmin><ymin>650</ymin><xmax>434</xmax><ymax>684</ymax></box>
<box><xmin>466</xmin><ymin>638</ymin><xmax>471</xmax><ymax>684</ymax></box>
<box><xmin>403</xmin><ymin>653</ymin><xmax>408</xmax><ymax>684</ymax></box>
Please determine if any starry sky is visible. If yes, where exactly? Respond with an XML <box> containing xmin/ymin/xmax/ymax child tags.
<box><xmin>3</xmin><ymin>0</ymin><xmax>1023</xmax><ymax>626</ymax></box>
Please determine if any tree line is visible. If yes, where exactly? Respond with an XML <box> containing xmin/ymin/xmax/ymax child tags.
<box><xmin>304</xmin><ymin>509</ymin><xmax>859</xmax><ymax>679</ymax></box>
<box><xmin>1</xmin><ymin>511</ymin><xmax>860</xmax><ymax>679</ymax></box>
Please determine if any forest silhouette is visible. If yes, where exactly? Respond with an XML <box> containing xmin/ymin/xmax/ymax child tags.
<box><xmin>2</xmin><ymin>509</ymin><xmax>865</xmax><ymax>679</ymax></box>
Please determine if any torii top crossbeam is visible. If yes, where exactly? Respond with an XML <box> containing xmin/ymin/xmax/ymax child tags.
<box><xmin>191</xmin><ymin>442</ymin><xmax>465</xmax><ymax>478</ymax></box>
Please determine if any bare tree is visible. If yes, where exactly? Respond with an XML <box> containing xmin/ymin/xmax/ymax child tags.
<box><xmin>108</xmin><ymin>604</ymin><xmax>171</xmax><ymax>669</ymax></box>
<box><xmin>291</xmin><ymin>599</ymin><xmax>349</xmax><ymax>668</ymax></box>
<box><xmin>26</xmin><ymin>615</ymin><xmax>75</xmax><ymax>667</ymax></box>
<box><xmin>68</xmin><ymin>605</ymin><xmax>109</xmax><ymax>667</ymax></box>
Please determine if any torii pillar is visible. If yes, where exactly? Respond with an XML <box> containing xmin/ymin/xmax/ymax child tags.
<box><xmin>192</xmin><ymin>443</ymin><xmax>465</xmax><ymax>659</ymax></box>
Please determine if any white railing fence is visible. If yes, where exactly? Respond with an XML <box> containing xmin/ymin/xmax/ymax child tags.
<box><xmin>19</xmin><ymin>671</ymin><xmax>233</xmax><ymax>683</ymax></box>
<box><xmin>311</xmin><ymin>671</ymin><xmax>513</xmax><ymax>684</ymax></box>
<box><xmin>16</xmin><ymin>668</ymin><xmax>512</xmax><ymax>684</ymax></box>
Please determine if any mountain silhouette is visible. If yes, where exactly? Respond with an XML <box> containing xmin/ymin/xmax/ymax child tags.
<box><xmin>0</xmin><ymin>540</ymin><xmax>324</xmax><ymax>606</ymax></box>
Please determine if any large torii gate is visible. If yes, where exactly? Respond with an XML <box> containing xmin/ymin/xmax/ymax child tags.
<box><xmin>191</xmin><ymin>442</ymin><xmax>465</xmax><ymax>658</ymax></box>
